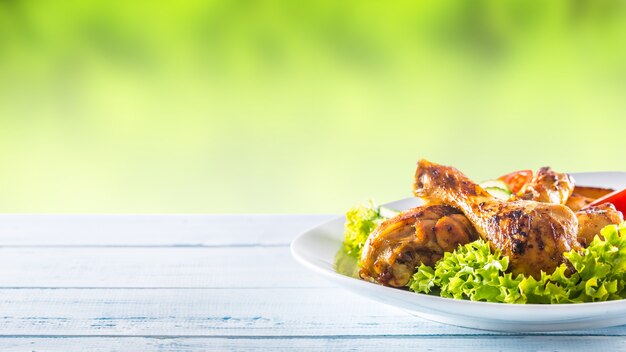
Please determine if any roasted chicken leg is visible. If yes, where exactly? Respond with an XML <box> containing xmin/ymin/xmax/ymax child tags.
<box><xmin>413</xmin><ymin>159</ymin><xmax>581</xmax><ymax>278</ymax></box>
<box><xmin>516</xmin><ymin>167</ymin><xmax>575</xmax><ymax>204</ymax></box>
<box><xmin>359</xmin><ymin>205</ymin><xmax>478</xmax><ymax>287</ymax></box>
<box><xmin>511</xmin><ymin>168</ymin><xmax>623</xmax><ymax>245</ymax></box>
<box><xmin>576</xmin><ymin>203</ymin><xmax>624</xmax><ymax>247</ymax></box>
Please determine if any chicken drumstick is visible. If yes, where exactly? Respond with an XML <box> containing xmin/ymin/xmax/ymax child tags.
<box><xmin>359</xmin><ymin>205</ymin><xmax>478</xmax><ymax>287</ymax></box>
<box><xmin>413</xmin><ymin>159</ymin><xmax>581</xmax><ymax>279</ymax></box>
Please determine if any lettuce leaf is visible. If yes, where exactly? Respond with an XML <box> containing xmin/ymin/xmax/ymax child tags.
<box><xmin>342</xmin><ymin>201</ymin><xmax>385</xmax><ymax>258</ymax></box>
<box><xmin>409</xmin><ymin>240</ymin><xmax>526</xmax><ymax>303</ymax></box>
<box><xmin>408</xmin><ymin>222</ymin><xmax>626</xmax><ymax>304</ymax></box>
<box><xmin>562</xmin><ymin>222</ymin><xmax>626</xmax><ymax>302</ymax></box>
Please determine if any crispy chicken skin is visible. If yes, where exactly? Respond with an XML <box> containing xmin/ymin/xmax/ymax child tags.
<box><xmin>576</xmin><ymin>203</ymin><xmax>624</xmax><ymax>247</ymax></box>
<box><xmin>565</xmin><ymin>193</ymin><xmax>595</xmax><ymax>212</ymax></box>
<box><xmin>566</xmin><ymin>187</ymin><xmax>614</xmax><ymax>212</ymax></box>
<box><xmin>513</xmin><ymin>170</ymin><xmax>622</xmax><ymax>241</ymax></box>
<box><xmin>517</xmin><ymin>167</ymin><xmax>575</xmax><ymax>204</ymax></box>
<box><xmin>413</xmin><ymin>159</ymin><xmax>581</xmax><ymax>279</ymax></box>
<box><xmin>359</xmin><ymin>205</ymin><xmax>478</xmax><ymax>287</ymax></box>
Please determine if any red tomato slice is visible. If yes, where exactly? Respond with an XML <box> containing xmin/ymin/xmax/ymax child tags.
<box><xmin>587</xmin><ymin>187</ymin><xmax>626</xmax><ymax>214</ymax></box>
<box><xmin>498</xmin><ymin>170</ymin><xmax>533</xmax><ymax>194</ymax></box>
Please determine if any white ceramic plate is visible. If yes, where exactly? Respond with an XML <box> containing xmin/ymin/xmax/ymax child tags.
<box><xmin>291</xmin><ymin>172</ymin><xmax>626</xmax><ymax>332</ymax></box>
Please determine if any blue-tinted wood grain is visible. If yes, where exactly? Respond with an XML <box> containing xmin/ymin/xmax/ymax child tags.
<box><xmin>0</xmin><ymin>215</ymin><xmax>621</xmax><ymax>351</ymax></box>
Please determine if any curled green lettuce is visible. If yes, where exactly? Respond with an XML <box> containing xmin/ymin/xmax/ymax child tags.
<box><xmin>342</xmin><ymin>201</ymin><xmax>385</xmax><ymax>258</ymax></box>
<box><xmin>409</xmin><ymin>222</ymin><xmax>626</xmax><ymax>304</ymax></box>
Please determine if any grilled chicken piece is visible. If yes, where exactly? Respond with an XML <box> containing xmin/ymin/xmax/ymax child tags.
<box><xmin>413</xmin><ymin>159</ymin><xmax>581</xmax><ymax>279</ymax></box>
<box><xmin>565</xmin><ymin>193</ymin><xmax>595</xmax><ymax>212</ymax></box>
<box><xmin>498</xmin><ymin>167</ymin><xmax>621</xmax><ymax>242</ymax></box>
<box><xmin>566</xmin><ymin>186</ymin><xmax>615</xmax><ymax>212</ymax></box>
<box><xmin>517</xmin><ymin>167</ymin><xmax>575</xmax><ymax>204</ymax></box>
<box><xmin>576</xmin><ymin>203</ymin><xmax>624</xmax><ymax>247</ymax></box>
<box><xmin>509</xmin><ymin>168</ymin><xmax>611</xmax><ymax>212</ymax></box>
<box><xmin>359</xmin><ymin>205</ymin><xmax>478</xmax><ymax>287</ymax></box>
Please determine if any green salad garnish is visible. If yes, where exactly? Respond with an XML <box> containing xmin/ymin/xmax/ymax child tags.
<box><xmin>342</xmin><ymin>201</ymin><xmax>400</xmax><ymax>258</ymax></box>
<box><xmin>409</xmin><ymin>222</ymin><xmax>626</xmax><ymax>304</ymax></box>
<box><xmin>342</xmin><ymin>201</ymin><xmax>385</xmax><ymax>258</ymax></box>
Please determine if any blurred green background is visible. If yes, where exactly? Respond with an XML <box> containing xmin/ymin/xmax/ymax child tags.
<box><xmin>1</xmin><ymin>0</ymin><xmax>625</xmax><ymax>213</ymax></box>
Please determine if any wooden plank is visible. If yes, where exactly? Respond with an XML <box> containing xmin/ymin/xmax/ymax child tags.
<box><xmin>0</xmin><ymin>247</ymin><xmax>330</xmax><ymax>288</ymax></box>
<box><xmin>0</xmin><ymin>336</ymin><xmax>624</xmax><ymax>352</ymax></box>
<box><xmin>0</xmin><ymin>215</ymin><xmax>334</xmax><ymax>246</ymax></box>
<box><xmin>0</xmin><ymin>336</ymin><xmax>626</xmax><ymax>352</ymax></box>
<box><xmin>0</xmin><ymin>288</ymin><xmax>432</xmax><ymax>336</ymax></box>
<box><xmin>0</xmin><ymin>288</ymin><xmax>625</xmax><ymax>337</ymax></box>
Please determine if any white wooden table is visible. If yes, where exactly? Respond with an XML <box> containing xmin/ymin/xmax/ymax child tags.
<box><xmin>1</xmin><ymin>215</ymin><xmax>626</xmax><ymax>351</ymax></box>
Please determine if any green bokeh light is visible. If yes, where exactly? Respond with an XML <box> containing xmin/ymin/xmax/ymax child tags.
<box><xmin>0</xmin><ymin>0</ymin><xmax>625</xmax><ymax>213</ymax></box>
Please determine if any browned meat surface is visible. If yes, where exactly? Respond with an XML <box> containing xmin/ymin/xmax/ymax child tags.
<box><xmin>566</xmin><ymin>193</ymin><xmax>595</xmax><ymax>212</ymax></box>
<box><xmin>413</xmin><ymin>159</ymin><xmax>581</xmax><ymax>279</ymax></box>
<box><xmin>517</xmin><ymin>167</ymin><xmax>574</xmax><ymax>204</ymax></box>
<box><xmin>576</xmin><ymin>203</ymin><xmax>624</xmax><ymax>247</ymax></box>
<box><xmin>510</xmin><ymin>170</ymin><xmax>611</xmax><ymax>212</ymax></box>
<box><xmin>566</xmin><ymin>187</ymin><xmax>614</xmax><ymax>212</ymax></box>
<box><xmin>359</xmin><ymin>205</ymin><xmax>478</xmax><ymax>287</ymax></box>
